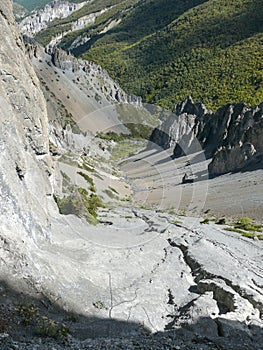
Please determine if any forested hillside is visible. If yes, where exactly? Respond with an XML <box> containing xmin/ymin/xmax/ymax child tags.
<box><xmin>33</xmin><ymin>0</ymin><xmax>263</xmax><ymax>110</ymax></box>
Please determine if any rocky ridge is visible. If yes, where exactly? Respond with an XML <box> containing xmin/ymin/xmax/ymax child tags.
<box><xmin>150</xmin><ymin>97</ymin><xmax>263</xmax><ymax>175</ymax></box>
<box><xmin>49</xmin><ymin>46</ymin><xmax>143</xmax><ymax>107</ymax></box>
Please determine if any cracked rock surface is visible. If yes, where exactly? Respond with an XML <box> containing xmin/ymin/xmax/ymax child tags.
<box><xmin>0</xmin><ymin>209</ymin><xmax>262</xmax><ymax>349</ymax></box>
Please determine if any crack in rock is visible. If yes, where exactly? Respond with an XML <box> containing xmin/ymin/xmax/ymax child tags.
<box><xmin>167</xmin><ymin>238</ymin><xmax>263</xmax><ymax>319</ymax></box>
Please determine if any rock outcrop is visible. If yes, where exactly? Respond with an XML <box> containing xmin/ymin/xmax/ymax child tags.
<box><xmin>150</xmin><ymin>97</ymin><xmax>263</xmax><ymax>175</ymax></box>
<box><xmin>19</xmin><ymin>0</ymin><xmax>89</xmax><ymax>37</ymax></box>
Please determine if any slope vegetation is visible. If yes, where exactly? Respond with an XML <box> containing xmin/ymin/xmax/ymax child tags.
<box><xmin>81</xmin><ymin>0</ymin><xmax>263</xmax><ymax>110</ymax></box>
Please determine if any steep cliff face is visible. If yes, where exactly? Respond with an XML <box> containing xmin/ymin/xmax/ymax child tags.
<box><xmin>150</xmin><ymin>97</ymin><xmax>263</xmax><ymax>175</ymax></box>
<box><xmin>0</xmin><ymin>0</ymin><xmax>55</xmax><ymax>278</ymax></box>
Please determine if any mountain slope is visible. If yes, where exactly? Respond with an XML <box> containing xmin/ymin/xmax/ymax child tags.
<box><xmin>81</xmin><ymin>0</ymin><xmax>263</xmax><ymax>110</ymax></box>
<box><xmin>33</xmin><ymin>0</ymin><xmax>263</xmax><ymax>110</ymax></box>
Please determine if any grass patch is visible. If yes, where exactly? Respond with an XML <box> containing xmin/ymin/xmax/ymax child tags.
<box><xmin>103</xmin><ymin>189</ymin><xmax>119</xmax><ymax>200</ymax></box>
<box><xmin>171</xmin><ymin>219</ymin><xmax>183</xmax><ymax>225</ymax></box>
<box><xmin>224</xmin><ymin>217</ymin><xmax>263</xmax><ymax>240</ymax></box>
<box><xmin>224</xmin><ymin>227</ymin><xmax>263</xmax><ymax>240</ymax></box>
<box><xmin>110</xmin><ymin>140</ymin><xmax>147</xmax><ymax>162</ymax></box>
<box><xmin>234</xmin><ymin>217</ymin><xmax>262</xmax><ymax>232</ymax></box>
<box><xmin>79</xmin><ymin>163</ymin><xmax>95</xmax><ymax>173</ymax></box>
<box><xmin>77</xmin><ymin>171</ymin><xmax>96</xmax><ymax>192</ymax></box>
<box><xmin>96</xmin><ymin>131</ymin><xmax>127</xmax><ymax>142</ymax></box>
<box><xmin>59</xmin><ymin>154</ymin><xmax>78</xmax><ymax>167</ymax></box>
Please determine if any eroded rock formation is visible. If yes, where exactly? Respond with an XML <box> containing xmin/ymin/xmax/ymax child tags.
<box><xmin>19</xmin><ymin>0</ymin><xmax>89</xmax><ymax>37</ymax></box>
<box><xmin>150</xmin><ymin>97</ymin><xmax>263</xmax><ymax>175</ymax></box>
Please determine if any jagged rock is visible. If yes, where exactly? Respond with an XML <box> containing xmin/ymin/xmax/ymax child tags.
<box><xmin>149</xmin><ymin>96</ymin><xmax>210</xmax><ymax>151</ymax></box>
<box><xmin>150</xmin><ymin>97</ymin><xmax>263</xmax><ymax>175</ymax></box>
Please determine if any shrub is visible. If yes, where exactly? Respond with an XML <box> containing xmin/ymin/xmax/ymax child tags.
<box><xmin>54</xmin><ymin>188</ymin><xmax>104</xmax><ymax>225</ymax></box>
<box><xmin>35</xmin><ymin>317</ymin><xmax>69</xmax><ymax>339</ymax></box>
<box><xmin>16</xmin><ymin>303</ymin><xmax>39</xmax><ymax>325</ymax></box>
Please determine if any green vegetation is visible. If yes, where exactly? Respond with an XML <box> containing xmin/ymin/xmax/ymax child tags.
<box><xmin>96</xmin><ymin>131</ymin><xmax>127</xmax><ymax>142</ymax></box>
<box><xmin>14</xmin><ymin>302</ymin><xmax>70</xmax><ymax>340</ymax></box>
<box><xmin>77</xmin><ymin>171</ymin><xmax>96</xmax><ymax>192</ymax></box>
<box><xmin>79</xmin><ymin>162</ymin><xmax>95</xmax><ymax>173</ymax></box>
<box><xmin>171</xmin><ymin>219</ymin><xmax>183</xmax><ymax>225</ymax></box>
<box><xmin>34</xmin><ymin>0</ymin><xmax>263</xmax><ymax>110</ymax></box>
<box><xmin>215</xmin><ymin>218</ymin><xmax>226</xmax><ymax>225</ymax></box>
<box><xmin>234</xmin><ymin>217</ymin><xmax>262</xmax><ymax>232</ymax></box>
<box><xmin>35</xmin><ymin>0</ymin><xmax>130</xmax><ymax>46</ymax></box>
<box><xmin>16</xmin><ymin>303</ymin><xmax>39</xmax><ymax>326</ymax></box>
<box><xmin>80</xmin><ymin>0</ymin><xmax>263</xmax><ymax>110</ymax></box>
<box><xmin>35</xmin><ymin>317</ymin><xmax>69</xmax><ymax>339</ymax></box>
<box><xmin>54</xmin><ymin>186</ymin><xmax>105</xmax><ymax>225</ymax></box>
<box><xmin>31</xmin><ymin>0</ymin><xmax>263</xmax><ymax>111</ymax></box>
<box><xmin>57</xmin><ymin>160</ymin><xmax>108</xmax><ymax>224</ymax></box>
<box><xmin>224</xmin><ymin>217</ymin><xmax>263</xmax><ymax>240</ymax></box>
<box><xmin>93</xmin><ymin>300</ymin><xmax>108</xmax><ymax>310</ymax></box>
<box><xmin>110</xmin><ymin>139</ymin><xmax>147</xmax><ymax>162</ymax></box>
<box><xmin>103</xmin><ymin>188</ymin><xmax>119</xmax><ymax>200</ymax></box>
<box><xmin>200</xmin><ymin>218</ymin><xmax>210</xmax><ymax>224</ymax></box>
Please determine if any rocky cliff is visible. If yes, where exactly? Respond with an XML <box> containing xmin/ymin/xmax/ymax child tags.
<box><xmin>150</xmin><ymin>97</ymin><xmax>263</xmax><ymax>175</ymax></box>
<box><xmin>0</xmin><ymin>0</ymin><xmax>57</xmax><ymax>281</ymax></box>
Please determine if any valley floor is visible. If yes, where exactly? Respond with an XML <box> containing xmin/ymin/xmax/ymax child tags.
<box><xmin>123</xmin><ymin>146</ymin><xmax>263</xmax><ymax>222</ymax></box>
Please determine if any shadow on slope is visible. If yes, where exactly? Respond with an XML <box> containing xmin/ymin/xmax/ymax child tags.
<box><xmin>0</xmin><ymin>280</ymin><xmax>148</xmax><ymax>342</ymax></box>
<box><xmin>0</xmin><ymin>279</ymin><xmax>262</xmax><ymax>349</ymax></box>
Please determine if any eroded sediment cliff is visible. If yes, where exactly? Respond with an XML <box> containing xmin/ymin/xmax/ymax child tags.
<box><xmin>19</xmin><ymin>0</ymin><xmax>89</xmax><ymax>37</ymax></box>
